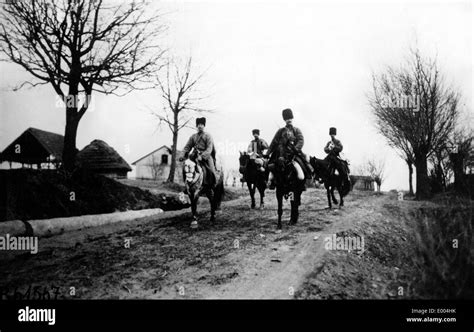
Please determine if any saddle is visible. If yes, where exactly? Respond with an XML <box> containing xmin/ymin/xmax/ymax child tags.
<box><xmin>337</xmin><ymin>157</ymin><xmax>350</xmax><ymax>174</ymax></box>
<box><xmin>198</xmin><ymin>160</ymin><xmax>217</xmax><ymax>188</ymax></box>
<box><xmin>294</xmin><ymin>154</ymin><xmax>313</xmax><ymax>179</ymax></box>
<box><xmin>328</xmin><ymin>156</ymin><xmax>350</xmax><ymax>176</ymax></box>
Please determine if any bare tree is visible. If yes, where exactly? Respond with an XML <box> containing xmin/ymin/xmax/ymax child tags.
<box><xmin>153</xmin><ymin>56</ymin><xmax>212</xmax><ymax>183</ymax></box>
<box><xmin>148</xmin><ymin>154</ymin><xmax>164</xmax><ymax>181</ymax></box>
<box><xmin>0</xmin><ymin>0</ymin><xmax>165</xmax><ymax>170</ymax></box>
<box><xmin>363</xmin><ymin>158</ymin><xmax>386</xmax><ymax>192</ymax></box>
<box><xmin>429</xmin><ymin>139</ymin><xmax>453</xmax><ymax>193</ymax></box>
<box><xmin>370</xmin><ymin>49</ymin><xmax>460</xmax><ymax>199</ymax></box>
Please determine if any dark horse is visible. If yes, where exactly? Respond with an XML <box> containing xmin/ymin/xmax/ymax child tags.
<box><xmin>309</xmin><ymin>156</ymin><xmax>351</xmax><ymax>209</ymax></box>
<box><xmin>181</xmin><ymin>151</ymin><xmax>224</xmax><ymax>229</ymax></box>
<box><xmin>239</xmin><ymin>152</ymin><xmax>268</xmax><ymax>209</ymax></box>
<box><xmin>273</xmin><ymin>154</ymin><xmax>306</xmax><ymax>230</ymax></box>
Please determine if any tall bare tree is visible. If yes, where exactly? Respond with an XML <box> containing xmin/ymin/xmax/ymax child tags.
<box><xmin>370</xmin><ymin>49</ymin><xmax>460</xmax><ymax>199</ymax></box>
<box><xmin>0</xmin><ymin>0</ymin><xmax>165</xmax><ymax>170</ymax></box>
<box><xmin>153</xmin><ymin>56</ymin><xmax>211</xmax><ymax>183</ymax></box>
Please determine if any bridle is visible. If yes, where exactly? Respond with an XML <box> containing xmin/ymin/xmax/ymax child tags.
<box><xmin>184</xmin><ymin>159</ymin><xmax>202</xmax><ymax>186</ymax></box>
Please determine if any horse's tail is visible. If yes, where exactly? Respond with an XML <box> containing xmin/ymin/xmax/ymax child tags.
<box><xmin>341</xmin><ymin>176</ymin><xmax>352</xmax><ymax>197</ymax></box>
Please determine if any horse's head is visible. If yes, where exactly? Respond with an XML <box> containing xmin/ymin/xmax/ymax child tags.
<box><xmin>183</xmin><ymin>159</ymin><xmax>200</xmax><ymax>184</ymax></box>
<box><xmin>239</xmin><ymin>151</ymin><xmax>250</xmax><ymax>174</ymax></box>
<box><xmin>309</xmin><ymin>156</ymin><xmax>327</xmax><ymax>182</ymax></box>
<box><xmin>239</xmin><ymin>151</ymin><xmax>250</xmax><ymax>167</ymax></box>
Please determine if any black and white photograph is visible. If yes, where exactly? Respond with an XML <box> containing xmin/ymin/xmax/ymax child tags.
<box><xmin>0</xmin><ymin>0</ymin><xmax>472</xmax><ymax>328</ymax></box>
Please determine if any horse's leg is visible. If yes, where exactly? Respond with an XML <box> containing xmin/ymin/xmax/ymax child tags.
<box><xmin>259</xmin><ymin>182</ymin><xmax>265</xmax><ymax>209</ymax></box>
<box><xmin>331</xmin><ymin>185</ymin><xmax>338</xmax><ymax>205</ymax></box>
<box><xmin>207</xmin><ymin>189</ymin><xmax>216</xmax><ymax>222</ymax></box>
<box><xmin>339</xmin><ymin>186</ymin><xmax>344</xmax><ymax>207</ymax></box>
<box><xmin>326</xmin><ymin>185</ymin><xmax>332</xmax><ymax>209</ymax></box>
<box><xmin>191</xmin><ymin>193</ymin><xmax>198</xmax><ymax>219</ymax></box>
<box><xmin>248</xmin><ymin>182</ymin><xmax>256</xmax><ymax>209</ymax></box>
<box><xmin>293</xmin><ymin>191</ymin><xmax>301</xmax><ymax>224</ymax></box>
<box><xmin>190</xmin><ymin>193</ymin><xmax>199</xmax><ymax>228</ymax></box>
<box><xmin>276</xmin><ymin>187</ymin><xmax>283</xmax><ymax>230</ymax></box>
<box><xmin>290</xmin><ymin>200</ymin><xmax>295</xmax><ymax>225</ymax></box>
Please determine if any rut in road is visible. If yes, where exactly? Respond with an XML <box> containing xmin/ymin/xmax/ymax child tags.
<box><xmin>200</xmin><ymin>190</ymin><xmax>387</xmax><ymax>299</ymax></box>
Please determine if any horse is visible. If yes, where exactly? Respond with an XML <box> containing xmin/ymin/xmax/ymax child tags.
<box><xmin>238</xmin><ymin>152</ymin><xmax>268</xmax><ymax>209</ymax></box>
<box><xmin>272</xmin><ymin>154</ymin><xmax>306</xmax><ymax>230</ymax></box>
<box><xmin>309</xmin><ymin>156</ymin><xmax>351</xmax><ymax>209</ymax></box>
<box><xmin>181</xmin><ymin>152</ymin><xmax>224</xmax><ymax>229</ymax></box>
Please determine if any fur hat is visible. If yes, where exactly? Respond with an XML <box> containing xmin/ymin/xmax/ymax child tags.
<box><xmin>282</xmin><ymin>108</ymin><xmax>293</xmax><ymax>120</ymax></box>
<box><xmin>252</xmin><ymin>129</ymin><xmax>260</xmax><ymax>135</ymax></box>
<box><xmin>329</xmin><ymin>127</ymin><xmax>337</xmax><ymax>135</ymax></box>
<box><xmin>196</xmin><ymin>117</ymin><xmax>206</xmax><ymax>126</ymax></box>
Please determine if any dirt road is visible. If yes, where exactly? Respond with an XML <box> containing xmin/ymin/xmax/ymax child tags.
<box><xmin>0</xmin><ymin>188</ymin><xmax>394</xmax><ymax>299</ymax></box>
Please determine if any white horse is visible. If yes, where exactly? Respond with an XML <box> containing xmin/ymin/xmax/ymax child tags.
<box><xmin>181</xmin><ymin>158</ymin><xmax>224</xmax><ymax>229</ymax></box>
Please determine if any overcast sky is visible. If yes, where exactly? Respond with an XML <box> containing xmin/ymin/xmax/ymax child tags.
<box><xmin>0</xmin><ymin>0</ymin><xmax>472</xmax><ymax>190</ymax></box>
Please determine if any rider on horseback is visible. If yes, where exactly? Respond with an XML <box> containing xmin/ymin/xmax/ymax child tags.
<box><xmin>324</xmin><ymin>127</ymin><xmax>350</xmax><ymax>180</ymax></box>
<box><xmin>266</xmin><ymin>108</ymin><xmax>313</xmax><ymax>190</ymax></box>
<box><xmin>180</xmin><ymin>117</ymin><xmax>217</xmax><ymax>188</ymax></box>
<box><xmin>247</xmin><ymin>129</ymin><xmax>268</xmax><ymax>173</ymax></box>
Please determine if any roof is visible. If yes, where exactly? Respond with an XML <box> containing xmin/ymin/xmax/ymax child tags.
<box><xmin>76</xmin><ymin>139</ymin><xmax>131</xmax><ymax>171</ymax></box>
<box><xmin>27</xmin><ymin>128</ymin><xmax>64</xmax><ymax>158</ymax></box>
<box><xmin>0</xmin><ymin>127</ymin><xmax>64</xmax><ymax>163</ymax></box>
<box><xmin>132</xmin><ymin>145</ymin><xmax>183</xmax><ymax>165</ymax></box>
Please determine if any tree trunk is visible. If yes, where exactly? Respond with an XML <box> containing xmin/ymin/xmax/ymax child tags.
<box><xmin>407</xmin><ymin>161</ymin><xmax>414</xmax><ymax>196</ymax></box>
<box><xmin>167</xmin><ymin>112</ymin><xmax>179</xmax><ymax>182</ymax></box>
<box><xmin>415</xmin><ymin>154</ymin><xmax>431</xmax><ymax>200</ymax></box>
<box><xmin>450</xmin><ymin>152</ymin><xmax>465</xmax><ymax>193</ymax></box>
<box><xmin>63</xmin><ymin>108</ymin><xmax>80</xmax><ymax>171</ymax></box>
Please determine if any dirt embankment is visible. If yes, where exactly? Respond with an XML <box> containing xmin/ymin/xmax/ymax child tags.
<box><xmin>296</xmin><ymin>192</ymin><xmax>474</xmax><ymax>299</ymax></box>
<box><xmin>0</xmin><ymin>169</ymin><xmax>190</xmax><ymax>222</ymax></box>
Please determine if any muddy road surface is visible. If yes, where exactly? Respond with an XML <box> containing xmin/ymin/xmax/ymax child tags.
<box><xmin>0</xmin><ymin>188</ymin><xmax>394</xmax><ymax>299</ymax></box>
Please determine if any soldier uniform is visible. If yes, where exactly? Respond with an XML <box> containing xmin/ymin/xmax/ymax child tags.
<box><xmin>324</xmin><ymin>127</ymin><xmax>349</xmax><ymax>178</ymax></box>
<box><xmin>247</xmin><ymin>129</ymin><xmax>268</xmax><ymax>172</ymax></box>
<box><xmin>182</xmin><ymin>117</ymin><xmax>217</xmax><ymax>187</ymax></box>
<box><xmin>267</xmin><ymin>108</ymin><xmax>313</xmax><ymax>189</ymax></box>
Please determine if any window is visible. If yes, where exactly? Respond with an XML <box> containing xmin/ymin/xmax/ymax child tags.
<box><xmin>161</xmin><ymin>154</ymin><xmax>168</xmax><ymax>165</ymax></box>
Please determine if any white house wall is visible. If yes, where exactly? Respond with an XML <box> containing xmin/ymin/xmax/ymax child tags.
<box><xmin>134</xmin><ymin>148</ymin><xmax>182</xmax><ymax>183</ymax></box>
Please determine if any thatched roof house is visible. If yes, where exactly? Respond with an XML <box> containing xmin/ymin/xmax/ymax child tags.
<box><xmin>76</xmin><ymin>139</ymin><xmax>131</xmax><ymax>179</ymax></box>
<box><xmin>0</xmin><ymin>127</ymin><xmax>64</xmax><ymax>168</ymax></box>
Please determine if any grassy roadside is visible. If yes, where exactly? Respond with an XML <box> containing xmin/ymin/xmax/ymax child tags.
<box><xmin>296</xmin><ymin>192</ymin><xmax>474</xmax><ymax>299</ymax></box>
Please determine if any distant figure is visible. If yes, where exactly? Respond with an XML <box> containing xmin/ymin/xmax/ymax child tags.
<box><xmin>324</xmin><ymin>127</ymin><xmax>349</xmax><ymax>179</ymax></box>
<box><xmin>247</xmin><ymin>129</ymin><xmax>268</xmax><ymax>173</ymax></box>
